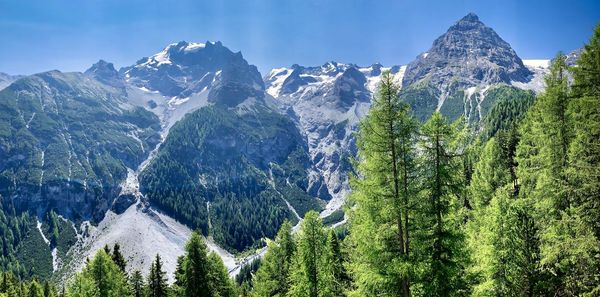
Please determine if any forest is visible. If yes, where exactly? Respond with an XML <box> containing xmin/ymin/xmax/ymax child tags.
<box><xmin>0</xmin><ymin>20</ymin><xmax>598</xmax><ymax>297</ymax></box>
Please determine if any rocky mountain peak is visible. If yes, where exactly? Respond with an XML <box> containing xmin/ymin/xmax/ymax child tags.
<box><xmin>402</xmin><ymin>13</ymin><xmax>532</xmax><ymax>89</ymax></box>
<box><xmin>458</xmin><ymin>12</ymin><xmax>480</xmax><ymax>23</ymax></box>
<box><xmin>85</xmin><ymin>60</ymin><xmax>122</xmax><ymax>88</ymax></box>
<box><xmin>121</xmin><ymin>40</ymin><xmax>264</xmax><ymax>106</ymax></box>
<box><xmin>0</xmin><ymin>72</ymin><xmax>22</xmax><ymax>90</ymax></box>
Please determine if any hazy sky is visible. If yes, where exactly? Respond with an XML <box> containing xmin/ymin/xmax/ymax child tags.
<box><xmin>1</xmin><ymin>0</ymin><xmax>599</xmax><ymax>76</ymax></box>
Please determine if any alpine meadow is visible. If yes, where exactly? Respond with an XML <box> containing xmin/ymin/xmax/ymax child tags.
<box><xmin>0</xmin><ymin>2</ymin><xmax>599</xmax><ymax>297</ymax></box>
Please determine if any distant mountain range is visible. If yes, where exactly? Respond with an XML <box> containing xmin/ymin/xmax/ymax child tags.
<box><xmin>0</xmin><ymin>13</ymin><xmax>579</xmax><ymax>281</ymax></box>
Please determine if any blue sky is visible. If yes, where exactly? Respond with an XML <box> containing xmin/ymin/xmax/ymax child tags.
<box><xmin>0</xmin><ymin>0</ymin><xmax>599</xmax><ymax>76</ymax></box>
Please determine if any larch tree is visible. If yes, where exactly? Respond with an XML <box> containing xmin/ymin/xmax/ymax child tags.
<box><xmin>418</xmin><ymin>112</ymin><xmax>468</xmax><ymax>296</ymax></box>
<box><xmin>181</xmin><ymin>232</ymin><xmax>212</xmax><ymax>297</ymax></box>
<box><xmin>288</xmin><ymin>211</ymin><xmax>330</xmax><ymax>297</ymax></box>
<box><xmin>252</xmin><ymin>220</ymin><xmax>296</xmax><ymax>297</ymax></box>
<box><xmin>348</xmin><ymin>71</ymin><xmax>418</xmax><ymax>296</ymax></box>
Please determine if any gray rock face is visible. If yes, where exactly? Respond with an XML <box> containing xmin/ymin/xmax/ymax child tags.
<box><xmin>402</xmin><ymin>13</ymin><xmax>532</xmax><ymax>90</ymax></box>
<box><xmin>399</xmin><ymin>13</ymin><xmax>535</xmax><ymax>124</ymax></box>
<box><xmin>85</xmin><ymin>60</ymin><xmax>124</xmax><ymax>88</ymax></box>
<box><xmin>265</xmin><ymin>62</ymin><xmax>405</xmax><ymax>215</ymax></box>
<box><xmin>121</xmin><ymin>41</ymin><xmax>264</xmax><ymax>107</ymax></box>
<box><xmin>0</xmin><ymin>70</ymin><xmax>161</xmax><ymax>222</ymax></box>
<box><xmin>0</xmin><ymin>72</ymin><xmax>22</xmax><ymax>91</ymax></box>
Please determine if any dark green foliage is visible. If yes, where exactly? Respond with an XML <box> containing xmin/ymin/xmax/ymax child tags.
<box><xmin>439</xmin><ymin>89</ymin><xmax>466</xmax><ymax>122</ymax></box>
<box><xmin>234</xmin><ymin>258</ymin><xmax>260</xmax><ymax>287</ymax></box>
<box><xmin>253</xmin><ymin>220</ymin><xmax>295</xmax><ymax>296</ymax></box>
<box><xmin>15</xmin><ymin>221</ymin><xmax>53</xmax><ymax>280</ymax></box>
<box><xmin>174</xmin><ymin>231</ymin><xmax>236</xmax><ymax>297</ymax></box>
<box><xmin>110</xmin><ymin>244</ymin><xmax>126</xmax><ymax>273</ymax></box>
<box><xmin>0</xmin><ymin>199</ymin><xmax>37</xmax><ymax>278</ymax></box>
<box><xmin>147</xmin><ymin>254</ymin><xmax>168</xmax><ymax>297</ymax></box>
<box><xmin>180</xmin><ymin>233</ymin><xmax>211</xmax><ymax>297</ymax></box>
<box><xmin>321</xmin><ymin>209</ymin><xmax>345</xmax><ymax>226</ymax></box>
<box><xmin>479</xmin><ymin>86</ymin><xmax>536</xmax><ymax>140</ymax></box>
<box><xmin>129</xmin><ymin>270</ymin><xmax>144</xmax><ymax>297</ymax></box>
<box><xmin>140</xmin><ymin>105</ymin><xmax>317</xmax><ymax>252</ymax></box>
<box><xmin>418</xmin><ymin>112</ymin><xmax>469</xmax><ymax>296</ymax></box>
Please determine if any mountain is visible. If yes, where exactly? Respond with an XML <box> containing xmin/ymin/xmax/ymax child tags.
<box><xmin>0</xmin><ymin>71</ymin><xmax>161</xmax><ymax>221</ymax></box>
<box><xmin>264</xmin><ymin>62</ymin><xmax>405</xmax><ymax>216</ymax></box>
<box><xmin>0</xmin><ymin>69</ymin><xmax>162</xmax><ymax>280</ymax></box>
<box><xmin>400</xmin><ymin>13</ymin><xmax>535</xmax><ymax>123</ymax></box>
<box><xmin>118</xmin><ymin>41</ymin><xmax>319</xmax><ymax>253</ymax></box>
<box><xmin>0</xmin><ymin>12</ymin><xmax>566</xmax><ymax>283</ymax></box>
<box><xmin>0</xmin><ymin>72</ymin><xmax>22</xmax><ymax>90</ymax></box>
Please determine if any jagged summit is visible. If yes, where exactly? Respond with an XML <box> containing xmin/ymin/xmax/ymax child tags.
<box><xmin>0</xmin><ymin>72</ymin><xmax>22</xmax><ymax>90</ymax></box>
<box><xmin>121</xmin><ymin>40</ymin><xmax>264</xmax><ymax>106</ymax></box>
<box><xmin>402</xmin><ymin>13</ymin><xmax>532</xmax><ymax>89</ymax></box>
<box><xmin>459</xmin><ymin>12</ymin><xmax>480</xmax><ymax>22</ymax></box>
<box><xmin>85</xmin><ymin>60</ymin><xmax>122</xmax><ymax>87</ymax></box>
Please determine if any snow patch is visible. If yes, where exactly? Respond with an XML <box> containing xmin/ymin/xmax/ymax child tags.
<box><xmin>522</xmin><ymin>59</ymin><xmax>550</xmax><ymax>69</ymax></box>
<box><xmin>184</xmin><ymin>42</ymin><xmax>206</xmax><ymax>52</ymax></box>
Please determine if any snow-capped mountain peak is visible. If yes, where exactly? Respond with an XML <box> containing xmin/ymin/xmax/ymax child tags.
<box><xmin>265</xmin><ymin>61</ymin><xmax>406</xmax><ymax>217</ymax></box>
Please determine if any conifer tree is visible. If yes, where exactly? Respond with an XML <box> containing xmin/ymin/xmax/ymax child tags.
<box><xmin>253</xmin><ymin>220</ymin><xmax>295</xmax><ymax>297</ymax></box>
<box><xmin>569</xmin><ymin>22</ymin><xmax>600</xmax><ymax>240</ymax></box>
<box><xmin>66</xmin><ymin>273</ymin><xmax>99</xmax><ymax>297</ymax></box>
<box><xmin>172</xmin><ymin>255</ymin><xmax>186</xmax><ymax>296</ymax></box>
<box><xmin>348</xmin><ymin>71</ymin><xmax>418</xmax><ymax>296</ymax></box>
<box><xmin>468</xmin><ymin>138</ymin><xmax>511</xmax><ymax>209</ymax></box>
<box><xmin>288</xmin><ymin>211</ymin><xmax>331</xmax><ymax>297</ymax></box>
<box><xmin>27</xmin><ymin>280</ymin><xmax>44</xmax><ymax>297</ymax></box>
<box><xmin>43</xmin><ymin>281</ymin><xmax>57</xmax><ymax>297</ymax></box>
<box><xmin>182</xmin><ymin>232</ymin><xmax>212</xmax><ymax>297</ymax></box>
<box><xmin>129</xmin><ymin>270</ymin><xmax>145</xmax><ymax>297</ymax></box>
<box><xmin>111</xmin><ymin>243</ymin><xmax>127</xmax><ymax>273</ymax></box>
<box><xmin>324</xmin><ymin>230</ymin><xmax>348</xmax><ymax>297</ymax></box>
<box><xmin>418</xmin><ymin>112</ymin><xmax>468</xmax><ymax>296</ymax></box>
<box><xmin>207</xmin><ymin>252</ymin><xmax>237</xmax><ymax>297</ymax></box>
<box><xmin>516</xmin><ymin>50</ymin><xmax>600</xmax><ymax>295</ymax></box>
<box><xmin>147</xmin><ymin>254</ymin><xmax>168</xmax><ymax>297</ymax></box>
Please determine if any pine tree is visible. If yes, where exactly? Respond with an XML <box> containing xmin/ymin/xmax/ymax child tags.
<box><xmin>348</xmin><ymin>71</ymin><xmax>418</xmax><ymax>296</ymax></box>
<box><xmin>182</xmin><ymin>232</ymin><xmax>212</xmax><ymax>297</ymax></box>
<box><xmin>418</xmin><ymin>112</ymin><xmax>468</xmax><ymax>296</ymax></box>
<box><xmin>569</xmin><ymin>22</ymin><xmax>600</xmax><ymax>240</ymax></box>
<box><xmin>468</xmin><ymin>137</ymin><xmax>511</xmax><ymax>209</ymax></box>
<box><xmin>324</xmin><ymin>230</ymin><xmax>348</xmax><ymax>297</ymax></box>
<box><xmin>147</xmin><ymin>254</ymin><xmax>168</xmax><ymax>297</ymax></box>
<box><xmin>207</xmin><ymin>252</ymin><xmax>237</xmax><ymax>297</ymax></box>
<box><xmin>28</xmin><ymin>280</ymin><xmax>44</xmax><ymax>297</ymax></box>
<box><xmin>111</xmin><ymin>243</ymin><xmax>127</xmax><ymax>273</ymax></box>
<box><xmin>66</xmin><ymin>273</ymin><xmax>100</xmax><ymax>297</ymax></box>
<box><xmin>516</xmin><ymin>50</ymin><xmax>600</xmax><ymax>295</ymax></box>
<box><xmin>468</xmin><ymin>185</ymin><xmax>545</xmax><ymax>296</ymax></box>
<box><xmin>43</xmin><ymin>280</ymin><xmax>57</xmax><ymax>297</ymax></box>
<box><xmin>253</xmin><ymin>220</ymin><xmax>295</xmax><ymax>297</ymax></box>
<box><xmin>172</xmin><ymin>256</ymin><xmax>186</xmax><ymax>296</ymax></box>
<box><xmin>288</xmin><ymin>211</ymin><xmax>331</xmax><ymax>297</ymax></box>
<box><xmin>129</xmin><ymin>270</ymin><xmax>144</xmax><ymax>297</ymax></box>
